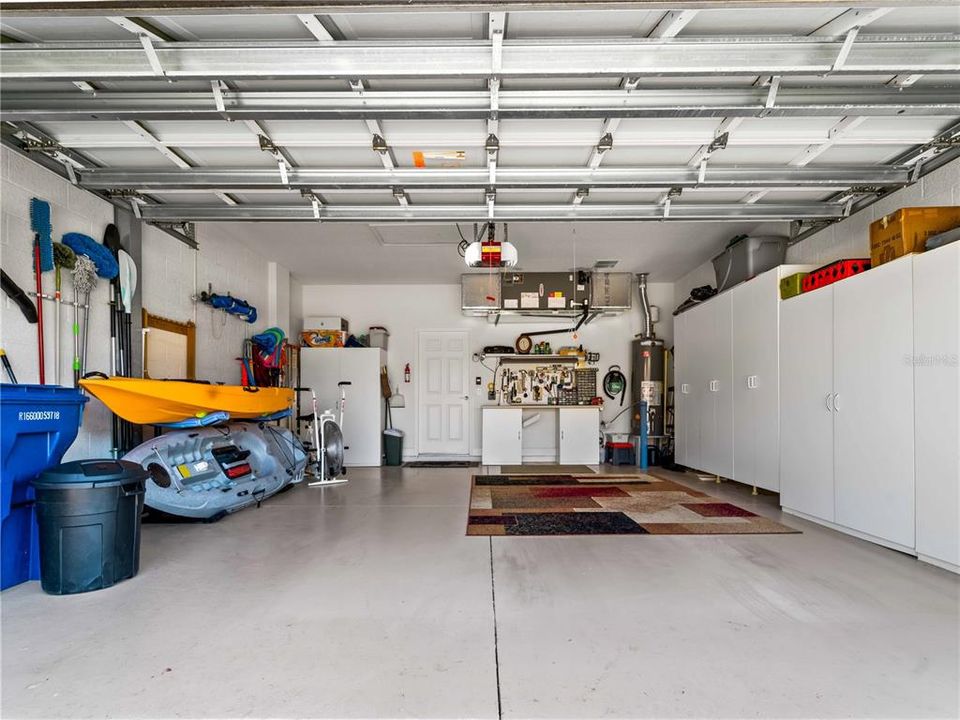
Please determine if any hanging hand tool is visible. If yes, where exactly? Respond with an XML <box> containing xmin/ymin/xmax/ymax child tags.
<box><xmin>30</xmin><ymin>199</ymin><xmax>53</xmax><ymax>384</ymax></box>
<box><xmin>52</xmin><ymin>243</ymin><xmax>76</xmax><ymax>386</ymax></box>
<box><xmin>0</xmin><ymin>349</ymin><xmax>18</xmax><ymax>384</ymax></box>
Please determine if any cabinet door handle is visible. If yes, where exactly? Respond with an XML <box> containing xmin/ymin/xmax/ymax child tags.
<box><xmin>833</xmin><ymin>393</ymin><xmax>840</xmax><ymax>411</ymax></box>
<box><xmin>825</xmin><ymin>393</ymin><xmax>833</xmax><ymax>412</ymax></box>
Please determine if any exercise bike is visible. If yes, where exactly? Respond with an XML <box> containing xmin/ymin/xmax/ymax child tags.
<box><xmin>305</xmin><ymin>381</ymin><xmax>350</xmax><ymax>487</ymax></box>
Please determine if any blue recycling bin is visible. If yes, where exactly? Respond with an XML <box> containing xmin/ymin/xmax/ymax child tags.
<box><xmin>1</xmin><ymin>384</ymin><xmax>88</xmax><ymax>590</ymax></box>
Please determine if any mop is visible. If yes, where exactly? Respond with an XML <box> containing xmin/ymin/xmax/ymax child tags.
<box><xmin>52</xmin><ymin>243</ymin><xmax>76</xmax><ymax>386</ymax></box>
<box><xmin>63</xmin><ymin>232</ymin><xmax>119</xmax><ymax>384</ymax></box>
<box><xmin>29</xmin><ymin>199</ymin><xmax>53</xmax><ymax>384</ymax></box>
<box><xmin>71</xmin><ymin>256</ymin><xmax>98</xmax><ymax>382</ymax></box>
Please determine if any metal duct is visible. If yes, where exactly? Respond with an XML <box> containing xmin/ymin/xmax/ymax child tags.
<box><xmin>637</xmin><ymin>273</ymin><xmax>654</xmax><ymax>340</ymax></box>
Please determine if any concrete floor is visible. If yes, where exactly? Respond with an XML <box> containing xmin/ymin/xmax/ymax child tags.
<box><xmin>2</xmin><ymin>466</ymin><xmax>958</xmax><ymax>719</ymax></box>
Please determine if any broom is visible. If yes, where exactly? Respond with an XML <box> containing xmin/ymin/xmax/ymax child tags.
<box><xmin>29</xmin><ymin>199</ymin><xmax>53</xmax><ymax>384</ymax></box>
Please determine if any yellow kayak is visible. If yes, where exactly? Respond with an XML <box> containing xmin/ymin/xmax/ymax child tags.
<box><xmin>79</xmin><ymin>377</ymin><xmax>294</xmax><ymax>425</ymax></box>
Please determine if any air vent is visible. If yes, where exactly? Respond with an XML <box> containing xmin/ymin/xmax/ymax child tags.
<box><xmin>593</xmin><ymin>260</ymin><xmax>619</xmax><ymax>269</ymax></box>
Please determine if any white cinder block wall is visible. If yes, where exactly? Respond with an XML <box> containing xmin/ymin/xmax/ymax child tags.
<box><xmin>143</xmin><ymin>223</ymin><xmax>288</xmax><ymax>383</ymax></box>
<box><xmin>673</xmin><ymin>157</ymin><xmax>960</xmax><ymax>296</ymax></box>
<box><xmin>297</xmin><ymin>282</ymin><xmax>674</xmax><ymax>459</ymax></box>
<box><xmin>1</xmin><ymin>146</ymin><xmax>116</xmax><ymax>459</ymax></box>
<box><xmin>1</xmin><ymin>147</ymin><xmax>289</xmax><ymax>460</ymax></box>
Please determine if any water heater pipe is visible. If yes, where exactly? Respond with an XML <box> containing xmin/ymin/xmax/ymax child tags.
<box><xmin>637</xmin><ymin>273</ymin><xmax>655</xmax><ymax>340</ymax></box>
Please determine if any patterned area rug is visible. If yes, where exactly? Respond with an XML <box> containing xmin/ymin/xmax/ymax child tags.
<box><xmin>467</xmin><ymin>473</ymin><xmax>799</xmax><ymax>536</ymax></box>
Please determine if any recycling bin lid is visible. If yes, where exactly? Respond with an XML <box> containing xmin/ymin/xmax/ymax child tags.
<box><xmin>34</xmin><ymin>459</ymin><xmax>147</xmax><ymax>488</ymax></box>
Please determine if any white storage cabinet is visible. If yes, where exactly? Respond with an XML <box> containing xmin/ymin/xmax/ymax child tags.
<box><xmin>300</xmin><ymin>347</ymin><xmax>387</xmax><ymax>467</ymax></box>
<box><xmin>481</xmin><ymin>408</ymin><xmax>523</xmax><ymax>465</ymax></box>
<box><xmin>780</xmin><ymin>256</ymin><xmax>916</xmax><ymax>552</ymax></box>
<box><xmin>558</xmin><ymin>408</ymin><xmax>601</xmax><ymax>465</ymax></box>
<box><xmin>913</xmin><ymin>242</ymin><xmax>960</xmax><ymax>571</ymax></box>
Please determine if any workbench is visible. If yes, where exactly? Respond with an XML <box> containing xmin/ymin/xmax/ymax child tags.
<box><xmin>481</xmin><ymin>405</ymin><xmax>600</xmax><ymax>466</ymax></box>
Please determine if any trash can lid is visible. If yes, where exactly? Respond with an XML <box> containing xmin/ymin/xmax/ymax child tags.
<box><xmin>34</xmin><ymin>459</ymin><xmax>147</xmax><ymax>487</ymax></box>
<box><xmin>383</xmin><ymin>428</ymin><xmax>404</xmax><ymax>437</ymax></box>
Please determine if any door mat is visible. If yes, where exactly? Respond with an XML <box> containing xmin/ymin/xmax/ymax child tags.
<box><xmin>498</xmin><ymin>464</ymin><xmax>597</xmax><ymax>475</ymax></box>
<box><xmin>467</xmin><ymin>473</ymin><xmax>799</xmax><ymax>537</ymax></box>
<box><xmin>404</xmin><ymin>461</ymin><xmax>480</xmax><ymax>468</ymax></box>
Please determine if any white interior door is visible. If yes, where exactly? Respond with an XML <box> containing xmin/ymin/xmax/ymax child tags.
<box><xmin>418</xmin><ymin>331</ymin><xmax>470</xmax><ymax>456</ymax></box>
<box><xmin>779</xmin><ymin>287</ymin><xmax>835</xmax><ymax>521</ymax></box>
<box><xmin>834</xmin><ymin>258</ymin><xmax>915</xmax><ymax>548</ymax></box>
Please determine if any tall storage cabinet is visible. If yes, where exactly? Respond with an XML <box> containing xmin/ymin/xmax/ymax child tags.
<box><xmin>780</xmin><ymin>255</ymin><xmax>916</xmax><ymax>552</ymax></box>
<box><xmin>913</xmin><ymin>242</ymin><xmax>960</xmax><ymax>570</ymax></box>
<box><xmin>833</xmin><ymin>258</ymin><xmax>915</xmax><ymax>548</ymax></box>
<box><xmin>732</xmin><ymin>268</ymin><xmax>788</xmax><ymax>491</ymax></box>
<box><xmin>779</xmin><ymin>286</ymin><xmax>836</xmax><ymax>521</ymax></box>
<box><xmin>300</xmin><ymin>347</ymin><xmax>387</xmax><ymax>467</ymax></box>
<box><xmin>674</xmin><ymin>264</ymin><xmax>809</xmax><ymax>487</ymax></box>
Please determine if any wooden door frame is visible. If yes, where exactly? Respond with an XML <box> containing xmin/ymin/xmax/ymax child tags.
<box><xmin>141</xmin><ymin>308</ymin><xmax>196</xmax><ymax>379</ymax></box>
<box><xmin>416</xmin><ymin>329</ymin><xmax>471</xmax><ymax>457</ymax></box>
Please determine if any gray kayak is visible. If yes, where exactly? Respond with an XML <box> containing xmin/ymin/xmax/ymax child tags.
<box><xmin>123</xmin><ymin>423</ymin><xmax>306</xmax><ymax>519</ymax></box>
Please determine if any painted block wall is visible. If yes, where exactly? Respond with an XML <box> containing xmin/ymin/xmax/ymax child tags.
<box><xmin>1</xmin><ymin>146</ymin><xmax>116</xmax><ymax>460</ymax></box>
<box><xmin>298</xmin><ymin>281</ymin><xmax>674</xmax><ymax>459</ymax></box>
<box><xmin>786</xmin><ymin>158</ymin><xmax>960</xmax><ymax>265</ymax></box>
<box><xmin>1</xmin><ymin>147</ymin><xmax>287</xmax><ymax>461</ymax></box>
<box><xmin>143</xmin><ymin>223</ymin><xmax>285</xmax><ymax>383</ymax></box>
<box><xmin>673</xmin><ymin>157</ymin><xmax>960</xmax><ymax>296</ymax></box>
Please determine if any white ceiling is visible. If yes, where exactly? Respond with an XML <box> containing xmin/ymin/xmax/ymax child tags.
<box><xmin>216</xmin><ymin>218</ymin><xmax>782</xmax><ymax>284</ymax></box>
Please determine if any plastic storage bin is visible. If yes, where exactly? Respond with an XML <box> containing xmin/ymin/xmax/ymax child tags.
<box><xmin>383</xmin><ymin>428</ymin><xmax>404</xmax><ymax>466</ymax></box>
<box><xmin>33</xmin><ymin>460</ymin><xmax>146</xmax><ymax>595</ymax></box>
<box><xmin>712</xmin><ymin>236</ymin><xmax>788</xmax><ymax>292</ymax></box>
<box><xmin>1</xmin><ymin>384</ymin><xmax>88</xmax><ymax>590</ymax></box>
<box><xmin>368</xmin><ymin>327</ymin><xmax>389</xmax><ymax>350</ymax></box>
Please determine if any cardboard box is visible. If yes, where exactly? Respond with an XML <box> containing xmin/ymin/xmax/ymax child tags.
<box><xmin>301</xmin><ymin>330</ymin><xmax>345</xmax><ymax>348</ymax></box>
<box><xmin>870</xmin><ymin>207</ymin><xmax>960</xmax><ymax>267</ymax></box>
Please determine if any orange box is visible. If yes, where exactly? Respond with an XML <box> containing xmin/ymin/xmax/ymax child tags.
<box><xmin>301</xmin><ymin>329</ymin><xmax>344</xmax><ymax>348</ymax></box>
<box><xmin>869</xmin><ymin>206</ymin><xmax>960</xmax><ymax>267</ymax></box>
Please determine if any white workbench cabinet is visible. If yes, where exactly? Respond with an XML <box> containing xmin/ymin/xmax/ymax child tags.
<box><xmin>913</xmin><ymin>241</ymin><xmax>960</xmax><ymax>571</ymax></box>
<box><xmin>558</xmin><ymin>408</ymin><xmax>600</xmax><ymax>465</ymax></box>
<box><xmin>481</xmin><ymin>408</ymin><xmax>522</xmax><ymax>465</ymax></box>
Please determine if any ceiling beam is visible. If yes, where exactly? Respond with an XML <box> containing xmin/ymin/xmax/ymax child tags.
<box><xmin>105</xmin><ymin>16</ymin><xmax>176</xmax><ymax>42</ymax></box>
<box><xmin>2</xmin><ymin>1</ymin><xmax>951</xmax><ymax>19</ymax></box>
<box><xmin>75</xmin><ymin>164</ymin><xmax>912</xmax><ymax>192</ymax></box>
<box><xmin>4</xmin><ymin>86</ymin><xmax>957</xmax><ymax>122</ymax></box>
<box><xmin>138</xmin><ymin>201</ymin><xmax>849</xmax><ymax>223</ymax></box>
<box><xmin>809</xmin><ymin>7</ymin><xmax>893</xmax><ymax>36</ymax></box>
<box><xmin>3</xmin><ymin>36</ymin><xmax>957</xmax><ymax>81</ymax></box>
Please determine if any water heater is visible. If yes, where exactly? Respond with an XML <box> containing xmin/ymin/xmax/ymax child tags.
<box><xmin>630</xmin><ymin>273</ymin><xmax>665</xmax><ymax>438</ymax></box>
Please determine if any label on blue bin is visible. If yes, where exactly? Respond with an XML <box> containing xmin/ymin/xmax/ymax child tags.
<box><xmin>17</xmin><ymin>410</ymin><xmax>62</xmax><ymax>421</ymax></box>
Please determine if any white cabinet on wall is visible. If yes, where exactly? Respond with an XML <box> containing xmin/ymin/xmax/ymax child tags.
<box><xmin>732</xmin><ymin>268</ymin><xmax>786</xmax><ymax>491</ymax></box>
<box><xmin>300</xmin><ymin>347</ymin><xmax>386</xmax><ymax>467</ymax></box>
<box><xmin>779</xmin><ymin>286</ymin><xmax>836</xmax><ymax>521</ymax></box>
<box><xmin>675</xmin><ymin>264</ymin><xmax>809</xmax><ymax>487</ymax></box>
<box><xmin>674</xmin><ymin>292</ymin><xmax>732</xmax><ymax>478</ymax></box>
<box><xmin>481</xmin><ymin>408</ymin><xmax>522</xmax><ymax>465</ymax></box>
<box><xmin>780</xmin><ymin>255</ymin><xmax>916</xmax><ymax>552</ymax></box>
<box><xmin>559</xmin><ymin>409</ymin><xmax>600</xmax><ymax>465</ymax></box>
<box><xmin>913</xmin><ymin>242</ymin><xmax>960</xmax><ymax>571</ymax></box>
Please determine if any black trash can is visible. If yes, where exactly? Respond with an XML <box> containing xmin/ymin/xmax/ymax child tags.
<box><xmin>32</xmin><ymin>459</ymin><xmax>147</xmax><ymax>595</ymax></box>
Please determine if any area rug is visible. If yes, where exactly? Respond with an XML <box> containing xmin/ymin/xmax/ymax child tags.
<box><xmin>498</xmin><ymin>464</ymin><xmax>596</xmax><ymax>475</ymax></box>
<box><xmin>404</xmin><ymin>461</ymin><xmax>479</xmax><ymax>468</ymax></box>
<box><xmin>467</xmin><ymin>473</ymin><xmax>799</xmax><ymax>536</ymax></box>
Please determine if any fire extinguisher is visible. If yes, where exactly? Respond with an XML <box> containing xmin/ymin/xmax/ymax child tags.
<box><xmin>404</xmin><ymin>363</ymin><xmax>411</xmax><ymax>383</ymax></box>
